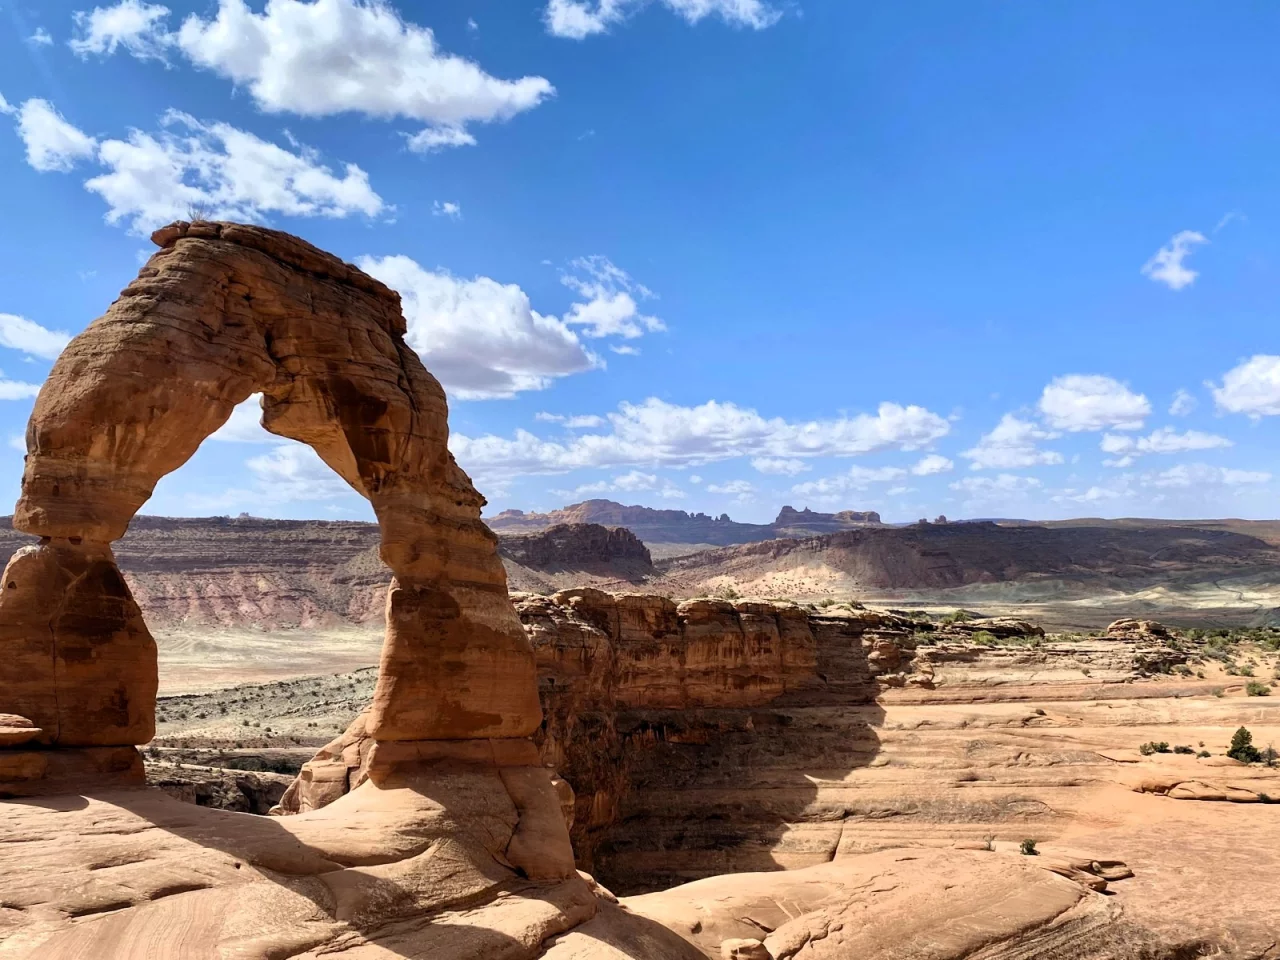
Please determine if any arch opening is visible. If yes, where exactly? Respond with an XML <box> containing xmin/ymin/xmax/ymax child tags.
<box><xmin>0</xmin><ymin>221</ymin><xmax>541</xmax><ymax>788</ymax></box>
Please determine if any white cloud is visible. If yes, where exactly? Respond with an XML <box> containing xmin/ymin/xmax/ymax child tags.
<box><xmin>560</xmin><ymin>257</ymin><xmax>664</xmax><ymax>339</ymax></box>
<box><xmin>689</xmin><ymin>474</ymin><xmax>703</xmax><ymax>484</ymax></box>
<box><xmin>544</xmin><ymin>0</ymin><xmax>781</xmax><ymax>38</ymax></box>
<box><xmin>752</xmin><ymin>456</ymin><xmax>808</xmax><ymax>476</ymax></box>
<box><xmin>612</xmin><ymin>469</ymin><xmax>657</xmax><ymax>491</ymax></box>
<box><xmin>188</xmin><ymin>440</ymin><xmax>362</xmax><ymax>511</ymax></box>
<box><xmin>1100</xmin><ymin>427</ymin><xmax>1231</xmax><ymax>467</ymax></box>
<box><xmin>406</xmin><ymin>125</ymin><xmax>476</xmax><ymax>152</ymax></box>
<box><xmin>790</xmin><ymin>465</ymin><xmax>907</xmax><ymax>497</ymax></box>
<box><xmin>1052</xmin><ymin>483</ymin><xmax>1126</xmax><ymax>505</ymax></box>
<box><xmin>536</xmin><ymin>412</ymin><xmax>606</xmax><ymax>428</ymax></box>
<box><xmin>1141</xmin><ymin>229</ymin><xmax>1207</xmax><ymax>291</ymax></box>
<box><xmin>0</xmin><ymin>95</ymin><xmax>13</xmax><ymax>116</ymax></box>
<box><xmin>1169</xmin><ymin>388</ymin><xmax>1196</xmax><ymax>416</ymax></box>
<box><xmin>29</xmin><ymin>28</ymin><xmax>54</xmax><ymax>46</ymax></box>
<box><xmin>8</xmin><ymin>435</ymin><xmax>26</xmax><ymax>452</ymax></box>
<box><xmin>70</xmin><ymin>0</ymin><xmax>172</xmax><ymax>60</ymax></box>
<box><xmin>962</xmin><ymin>414</ymin><xmax>1063</xmax><ymax>470</ymax></box>
<box><xmin>79</xmin><ymin>110</ymin><xmax>385</xmax><ymax>234</ymax></box>
<box><xmin>1210</xmin><ymin>355</ymin><xmax>1280</xmax><ymax>419</ymax></box>
<box><xmin>359</xmin><ymin>253</ymin><xmax>666</xmax><ymax>398</ymax></box>
<box><xmin>949</xmin><ymin>473</ymin><xmax>1042</xmax><ymax>507</ymax></box>
<box><xmin>451</xmin><ymin>398</ymin><xmax>951</xmax><ymax>482</ymax></box>
<box><xmin>172</xmin><ymin>0</ymin><xmax>552</xmax><ymax>148</ymax></box>
<box><xmin>358</xmin><ymin>254</ymin><xmax>599</xmax><ymax>400</ymax></box>
<box><xmin>0</xmin><ymin>372</ymin><xmax>43</xmax><ymax>400</ymax></box>
<box><xmin>432</xmin><ymin>200</ymin><xmax>462</xmax><ymax>220</ymax></box>
<box><xmin>466</xmin><ymin>17</ymin><xmax>479</xmax><ymax>31</ymax></box>
<box><xmin>557</xmin><ymin>469</ymin><xmax>691</xmax><ymax>502</ymax></box>
<box><xmin>910</xmin><ymin>453</ymin><xmax>953</xmax><ymax>476</ymax></box>
<box><xmin>13</xmin><ymin>100</ymin><xmax>99</xmax><ymax>172</ymax></box>
<box><xmin>707</xmin><ymin>479</ymin><xmax>754</xmax><ymax>494</ymax></box>
<box><xmin>1145</xmin><ymin>463</ymin><xmax>1270</xmax><ymax>489</ymax></box>
<box><xmin>0</xmin><ymin>314</ymin><xmax>73</xmax><ymax>360</ymax></box>
<box><xmin>1038</xmin><ymin>374</ymin><xmax>1150</xmax><ymax>432</ymax></box>
<box><xmin>208</xmin><ymin>394</ymin><xmax>276</xmax><ymax>443</ymax></box>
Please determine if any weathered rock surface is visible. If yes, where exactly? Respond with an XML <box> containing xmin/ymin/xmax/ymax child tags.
<box><xmin>0</xmin><ymin>219</ymin><xmax>540</xmax><ymax>754</ymax></box>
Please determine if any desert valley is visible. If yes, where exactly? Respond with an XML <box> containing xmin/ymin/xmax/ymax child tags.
<box><xmin>3</xmin><ymin>259</ymin><xmax>1280</xmax><ymax>960</ymax></box>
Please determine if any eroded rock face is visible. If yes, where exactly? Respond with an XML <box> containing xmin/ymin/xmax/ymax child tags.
<box><xmin>1</xmin><ymin>220</ymin><xmax>539</xmax><ymax>775</ymax></box>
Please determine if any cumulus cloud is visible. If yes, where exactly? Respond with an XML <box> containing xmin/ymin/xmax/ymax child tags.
<box><xmin>208</xmin><ymin>394</ymin><xmax>275</xmax><ymax>443</ymax></box>
<box><xmin>70</xmin><ymin>0</ymin><xmax>172</xmax><ymax>60</ymax></box>
<box><xmin>6</xmin><ymin>98</ymin><xmax>386</xmax><ymax>233</ymax></box>
<box><xmin>560</xmin><ymin>257</ymin><xmax>664</xmax><ymax>340</ymax></box>
<box><xmin>357</xmin><ymin>255</ymin><xmax>602</xmax><ymax>400</ymax></box>
<box><xmin>0</xmin><ymin>314</ymin><xmax>73</xmax><ymax>360</ymax></box>
<box><xmin>790</xmin><ymin>464</ymin><xmax>907</xmax><ymax>497</ymax></box>
<box><xmin>188</xmin><ymin>440</ymin><xmax>364</xmax><ymax>511</ymax></box>
<box><xmin>556</xmin><ymin>469</ymin><xmax>687</xmax><ymax>501</ymax></box>
<box><xmin>962</xmin><ymin>414</ymin><xmax>1063</xmax><ymax>470</ymax></box>
<box><xmin>13</xmin><ymin>99</ymin><xmax>99</xmax><ymax>172</ymax></box>
<box><xmin>1145</xmin><ymin>463</ymin><xmax>1270</xmax><ymax>489</ymax></box>
<box><xmin>28</xmin><ymin>28</ymin><xmax>54</xmax><ymax>46</ymax></box>
<box><xmin>949</xmin><ymin>473</ymin><xmax>1042</xmax><ymax>509</ymax></box>
<box><xmin>910</xmin><ymin>454</ymin><xmax>953</xmax><ymax>476</ymax></box>
<box><xmin>1169</xmin><ymin>388</ymin><xmax>1196</xmax><ymax>416</ymax></box>
<box><xmin>89</xmin><ymin>111</ymin><xmax>384</xmax><ymax>233</ymax></box>
<box><xmin>359</xmin><ymin>253</ymin><xmax>669</xmax><ymax>399</ymax></box>
<box><xmin>536</xmin><ymin>412</ymin><xmax>606</xmax><ymax>428</ymax></box>
<box><xmin>1038</xmin><ymin>374</ymin><xmax>1150</xmax><ymax>432</ymax></box>
<box><xmin>451</xmin><ymin>398</ymin><xmax>951</xmax><ymax>482</ymax></box>
<box><xmin>751</xmin><ymin>456</ymin><xmax>808</xmax><ymax>476</ymax></box>
<box><xmin>72</xmin><ymin>0</ymin><xmax>554</xmax><ymax>149</ymax></box>
<box><xmin>1100</xmin><ymin>427</ymin><xmax>1231</xmax><ymax>467</ymax></box>
<box><xmin>0</xmin><ymin>371</ymin><xmax>44</xmax><ymax>400</ymax></box>
<box><xmin>544</xmin><ymin>0</ymin><xmax>781</xmax><ymax>38</ymax></box>
<box><xmin>1141</xmin><ymin>229</ymin><xmax>1207</xmax><ymax>290</ymax></box>
<box><xmin>1210</xmin><ymin>355</ymin><xmax>1280</xmax><ymax>419</ymax></box>
<box><xmin>707</xmin><ymin>479</ymin><xmax>754</xmax><ymax>494</ymax></box>
<box><xmin>432</xmin><ymin>200</ymin><xmax>462</xmax><ymax>220</ymax></box>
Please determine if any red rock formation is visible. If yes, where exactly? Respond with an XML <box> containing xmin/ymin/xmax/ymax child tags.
<box><xmin>0</xmin><ymin>221</ymin><xmax>540</xmax><ymax>768</ymax></box>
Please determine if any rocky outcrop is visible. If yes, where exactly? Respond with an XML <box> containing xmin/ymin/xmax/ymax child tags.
<box><xmin>659</xmin><ymin>521</ymin><xmax>1280</xmax><ymax>597</ymax></box>
<box><xmin>0</xmin><ymin>220</ymin><xmax>540</xmax><ymax>761</ymax></box>
<box><xmin>501</xmin><ymin>524</ymin><xmax>653</xmax><ymax>570</ymax></box>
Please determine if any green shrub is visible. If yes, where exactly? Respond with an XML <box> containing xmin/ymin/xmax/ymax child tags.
<box><xmin>1197</xmin><ymin>750</ymin><xmax>1211</xmax><ymax>758</ymax></box>
<box><xmin>1020</xmin><ymin>839</ymin><xmax>1038</xmax><ymax>856</ymax></box>
<box><xmin>1139</xmin><ymin>741</ymin><xmax>1170</xmax><ymax>755</ymax></box>
<box><xmin>1246</xmin><ymin>681</ymin><xmax>1271</xmax><ymax>697</ymax></box>
<box><xmin>1228</xmin><ymin>726</ymin><xmax>1263</xmax><ymax>764</ymax></box>
<box><xmin>972</xmin><ymin>630</ymin><xmax>998</xmax><ymax>645</ymax></box>
<box><xmin>1172</xmin><ymin>744</ymin><xmax>1194</xmax><ymax>755</ymax></box>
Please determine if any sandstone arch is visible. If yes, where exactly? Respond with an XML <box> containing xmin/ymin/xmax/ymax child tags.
<box><xmin>0</xmin><ymin>221</ymin><xmax>541</xmax><ymax>765</ymax></box>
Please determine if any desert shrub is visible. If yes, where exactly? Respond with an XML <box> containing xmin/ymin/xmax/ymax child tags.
<box><xmin>714</xmin><ymin>584</ymin><xmax>741</xmax><ymax>601</ymax></box>
<box><xmin>1239</xmin><ymin>665</ymin><xmax>1256</xmax><ymax>677</ymax></box>
<box><xmin>1139</xmin><ymin>741</ymin><xmax>1170</xmax><ymax>756</ymax></box>
<box><xmin>1228</xmin><ymin>726</ymin><xmax>1263</xmax><ymax>764</ymax></box>
<box><xmin>1246</xmin><ymin>681</ymin><xmax>1271</xmax><ymax>697</ymax></box>
<box><xmin>1173</xmin><ymin>744</ymin><xmax>1195</xmax><ymax>755</ymax></box>
<box><xmin>817</xmin><ymin>598</ymin><xmax>836</xmax><ymax>608</ymax></box>
<box><xmin>1020</xmin><ymin>839</ymin><xmax>1038</xmax><ymax>856</ymax></box>
<box><xmin>972</xmin><ymin>630</ymin><xmax>998</xmax><ymax>646</ymax></box>
<box><xmin>982</xmin><ymin>835</ymin><xmax>996</xmax><ymax>851</ymax></box>
<box><xmin>1197</xmin><ymin>750</ymin><xmax>1211</xmax><ymax>758</ymax></box>
<box><xmin>1264</xmin><ymin>743</ymin><xmax>1279</xmax><ymax>767</ymax></box>
<box><xmin>943</xmin><ymin>610</ymin><xmax>972</xmax><ymax>625</ymax></box>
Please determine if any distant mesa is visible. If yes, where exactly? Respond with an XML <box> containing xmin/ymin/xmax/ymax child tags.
<box><xmin>489</xmin><ymin>498</ymin><xmax>882</xmax><ymax>547</ymax></box>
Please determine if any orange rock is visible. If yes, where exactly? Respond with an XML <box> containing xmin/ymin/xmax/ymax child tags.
<box><xmin>1</xmin><ymin>221</ymin><xmax>540</xmax><ymax>764</ymax></box>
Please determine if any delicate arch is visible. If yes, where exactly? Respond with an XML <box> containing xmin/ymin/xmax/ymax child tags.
<box><xmin>0</xmin><ymin>221</ymin><xmax>540</xmax><ymax>751</ymax></box>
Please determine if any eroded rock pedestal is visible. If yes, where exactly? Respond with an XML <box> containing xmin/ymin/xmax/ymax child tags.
<box><xmin>0</xmin><ymin>221</ymin><xmax>541</xmax><ymax>799</ymax></box>
<box><xmin>0</xmin><ymin>223</ymin><xmax>592</xmax><ymax>956</ymax></box>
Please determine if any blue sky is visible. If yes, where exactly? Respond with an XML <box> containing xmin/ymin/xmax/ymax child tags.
<box><xmin>1</xmin><ymin>0</ymin><xmax>1279</xmax><ymax>525</ymax></box>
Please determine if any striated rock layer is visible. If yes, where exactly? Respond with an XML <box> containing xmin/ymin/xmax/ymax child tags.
<box><xmin>0</xmin><ymin>220</ymin><xmax>539</xmax><ymax>754</ymax></box>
